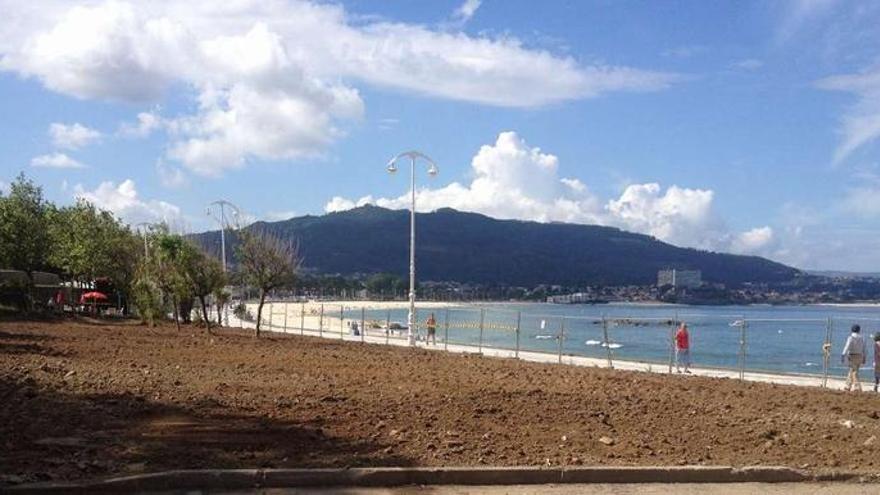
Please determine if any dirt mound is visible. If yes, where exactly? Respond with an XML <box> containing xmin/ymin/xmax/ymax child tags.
<box><xmin>2</xmin><ymin>319</ymin><xmax>880</xmax><ymax>485</ymax></box>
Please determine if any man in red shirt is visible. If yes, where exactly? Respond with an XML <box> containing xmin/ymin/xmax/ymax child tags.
<box><xmin>675</xmin><ymin>323</ymin><xmax>691</xmax><ymax>374</ymax></box>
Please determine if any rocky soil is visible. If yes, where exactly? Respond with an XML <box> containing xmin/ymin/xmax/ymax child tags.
<box><xmin>2</xmin><ymin>318</ymin><xmax>880</xmax><ymax>486</ymax></box>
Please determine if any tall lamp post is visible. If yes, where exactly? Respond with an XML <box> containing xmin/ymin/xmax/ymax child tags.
<box><xmin>205</xmin><ymin>200</ymin><xmax>242</xmax><ymax>273</ymax></box>
<box><xmin>206</xmin><ymin>200</ymin><xmax>241</xmax><ymax>327</ymax></box>
<box><xmin>387</xmin><ymin>151</ymin><xmax>438</xmax><ymax>346</ymax></box>
<box><xmin>133</xmin><ymin>222</ymin><xmax>152</xmax><ymax>260</ymax></box>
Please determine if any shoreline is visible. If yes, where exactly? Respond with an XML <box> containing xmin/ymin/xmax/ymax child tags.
<box><xmin>263</xmin><ymin>299</ymin><xmax>880</xmax><ymax>309</ymax></box>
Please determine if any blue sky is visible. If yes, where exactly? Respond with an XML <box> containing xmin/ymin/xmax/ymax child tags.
<box><xmin>1</xmin><ymin>0</ymin><xmax>879</xmax><ymax>270</ymax></box>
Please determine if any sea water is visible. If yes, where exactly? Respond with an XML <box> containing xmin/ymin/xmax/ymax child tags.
<box><xmin>364</xmin><ymin>303</ymin><xmax>880</xmax><ymax>378</ymax></box>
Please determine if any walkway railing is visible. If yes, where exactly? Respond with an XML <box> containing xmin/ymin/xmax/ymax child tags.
<box><xmin>228</xmin><ymin>301</ymin><xmax>878</xmax><ymax>389</ymax></box>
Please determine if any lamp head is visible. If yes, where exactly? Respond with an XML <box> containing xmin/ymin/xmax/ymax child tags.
<box><xmin>427</xmin><ymin>163</ymin><xmax>438</xmax><ymax>177</ymax></box>
<box><xmin>386</xmin><ymin>161</ymin><xmax>398</xmax><ymax>174</ymax></box>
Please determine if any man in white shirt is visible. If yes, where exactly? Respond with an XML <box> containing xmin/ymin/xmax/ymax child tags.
<box><xmin>842</xmin><ymin>324</ymin><xmax>867</xmax><ymax>392</ymax></box>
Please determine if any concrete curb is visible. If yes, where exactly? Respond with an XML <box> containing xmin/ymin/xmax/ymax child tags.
<box><xmin>6</xmin><ymin>465</ymin><xmax>829</xmax><ymax>492</ymax></box>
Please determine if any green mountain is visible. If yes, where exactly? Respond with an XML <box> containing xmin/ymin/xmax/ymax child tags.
<box><xmin>191</xmin><ymin>205</ymin><xmax>799</xmax><ymax>287</ymax></box>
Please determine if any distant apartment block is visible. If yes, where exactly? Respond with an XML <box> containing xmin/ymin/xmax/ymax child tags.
<box><xmin>547</xmin><ymin>292</ymin><xmax>593</xmax><ymax>304</ymax></box>
<box><xmin>657</xmin><ymin>269</ymin><xmax>702</xmax><ymax>289</ymax></box>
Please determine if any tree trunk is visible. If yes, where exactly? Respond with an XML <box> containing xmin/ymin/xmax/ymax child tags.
<box><xmin>216</xmin><ymin>303</ymin><xmax>222</xmax><ymax>327</ymax></box>
<box><xmin>173</xmin><ymin>295</ymin><xmax>181</xmax><ymax>332</ymax></box>
<box><xmin>255</xmin><ymin>290</ymin><xmax>266</xmax><ymax>338</ymax></box>
<box><xmin>199</xmin><ymin>296</ymin><xmax>211</xmax><ymax>333</ymax></box>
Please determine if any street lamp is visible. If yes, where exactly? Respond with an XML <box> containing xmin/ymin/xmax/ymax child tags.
<box><xmin>205</xmin><ymin>200</ymin><xmax>242</xmax><ymax>273</ymax></box>
<box><xmin>133</xmin><ymin>222</ymin><xmax>152</xmax><ymax>260</ymax></box>
<box><xmin>386</xmin><ymin>150</ymin><xmax>438</xmax><ymax>346</ymax></box>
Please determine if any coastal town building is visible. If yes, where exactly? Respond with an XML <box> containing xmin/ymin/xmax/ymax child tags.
<box><xmin>657</xmin><ymin>269</ymin><xmax>702</xmax><ymax>289</ymax></box>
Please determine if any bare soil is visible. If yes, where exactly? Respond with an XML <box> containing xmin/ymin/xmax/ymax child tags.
<box><xmin>2</xmin><ymin>318</ymin><xmax>880</xmax><ymax>486</ymax></box>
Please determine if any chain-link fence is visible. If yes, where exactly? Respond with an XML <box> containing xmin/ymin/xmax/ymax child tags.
<box><xmin>226</xmin><ymin>302</ymin><xmax>880</xmax><ymax>388</ymax></box>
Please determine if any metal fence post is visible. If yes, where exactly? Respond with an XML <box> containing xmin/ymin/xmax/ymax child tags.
<box><xmin>319</xmin><ymin>303</ymin><xmax>324</xmax><ymax>337</ymax></box>
<box><xmin>738</xmin><ymin>317</ymin><xmax>747</xmax><ymax>381</ymax></box>
<box><xmin>360</xmin><ymin>307</ymin><xmax>365</xmax><ymax>343</ymax></box>
<box><xmin>602</xmin><ymin>315</ymin><xmax>613</xmax><ymax>369</ymax></box>
<box><xmin>668</xmin><ymin>314</ymin><xmax>676</xmax><ymax>374</ymax></box>
<box><xmin>300</xmin><ymin>302</ymin><xmax>305</xmax><ymax>335</ymax></box>
<box><xmin>413</xmin><ymin>307</ymin><xmax>419</xmax><ymax>345</ymax></box>
<box><xmin>444</xmin><ymin>307</ymin><xmax>450</xmax><ymax>351</ymax></box>
<box><xmin>385</xmin><ymin>309</ymin><xmax>391</xmax><ymax>345</ymax></box>
<box><xmin>822</xmin><ymin>317</ymin><xmax>833</xmax><ymax>388</ymax></box>
<box><xmin>558</xmin><ymin>317</ymin><xmax>565</xmax><ymax>364</ymax></box>
<box><xmin>340</xmin><ymin>305</ymin><xmax>345</xmax><ymax>340</ymax></box>
<box><xmin>478</xmin><ymin>308</ymin><xmax>485</xmax><ymax>354</ymax></box>
<box><xmin>515</xmin><ymin>311</ymin><xmax>521</xmax><ymax>359</ymax></box>
<box><xmin>267</xmin><ymin>302</ymin><xmax>274</xmax><ymax>330</ymax></box>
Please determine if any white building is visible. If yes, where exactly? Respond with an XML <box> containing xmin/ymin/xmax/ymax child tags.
<box><xmin>657</xmin><ymin>269</ymin><xmax>702</xmax><ymax>289</ymax></box>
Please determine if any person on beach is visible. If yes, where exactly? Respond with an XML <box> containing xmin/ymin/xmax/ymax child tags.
<box><xmin>675</xmin><ymin>322</ymin><xmax>691</xmax><ymax>374</ymax></box>
<box><xmin>426</xmin><ymin>313</ymin><xmax>437</xmax><ymax>345</ymax></box>
<box><xmin>842</xmin><ymin>324</ymin><xmax>867</xmax><ymax>392</ymax></box>
<box><xmin>873</xmin><ymin>333</ymin><xmax>880</xmax><ymax>392</ymax></box>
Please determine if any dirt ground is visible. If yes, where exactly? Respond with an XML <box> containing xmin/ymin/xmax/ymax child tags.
<box><xmin>2</xmin><ymin>318</ymin><xmax>880</xmax><ymax>486</ymax></box>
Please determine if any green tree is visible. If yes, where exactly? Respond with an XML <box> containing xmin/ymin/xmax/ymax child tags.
<box><xmin>236</xmin><ymin>230</ymin><xmax>299</xmax><ymax>337</ymax></box>
<box><xmin>366</xmin><ymin>273</ymin><xmax>403</xmax><ymax>300</ymax></box>
<box><xmin>0</xmin><ymin>173</ymin><xmax>51</xmax><ymax>273</ymax></box>
<box><xmin>213</xmin><ymin>286</ymin><xmax>230</xmax><ymax>326</ymax></box>
<box><xmin>47</xmin><ymin>199</ymin><xmax>140</xmax><ymax>313</ymax></box>
<box><xmin>183</xmin><ymin>244</ymin><xmax>226</xmax><ymax>332</ymax></box>
<box><xmin>131</xmin><ymin>260</ymin><xmax>163</xmax><ymax>327</ymax></box>
<box><xmin>151</xmin><ymin>227</ymin><xmax>194</xmax><ymax>331</ymax></box>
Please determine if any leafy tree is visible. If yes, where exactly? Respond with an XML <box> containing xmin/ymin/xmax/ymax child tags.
<box><xmin>48</xmin><ymin>199</ymin><xmax>140</xmax><ymax>313</ymax></box>
<box><xmin>366</xmin><ymin>273</ymin><xmax>404</xmax><ymax>300</ymax></box>
<box><xmin>236</xmin><ymin>230</ymin><xmax>299</xmax><ymax>337</ymax></box>
<box><xmin>131</xmin><ymin>261</ymin><xmax>163</xmax><ymax>327</ymax></box>
<box><xmin>0</xmin><ymin>173</ymin><xmax>51</xmax><ymax>273</ymax></box>
<box><xmin>151</xmin><ymin>227</ymin><xmax>193</xmax><ymax>331</ymax></box>
<box><xmin>213</xmin><ymin>286</ymin><xmax>230</xmax><ymax>326</ymax></box>
<box><xmin>183</xmin><ymin>244</ymin><xmax>226</xmax><ymax>332</ymax></box>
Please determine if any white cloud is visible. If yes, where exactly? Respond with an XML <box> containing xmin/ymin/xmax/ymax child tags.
<box><xmin>74</xmin><ymin>178</ymin><xmax>184</xmax><ymax>227</ymax></box>
<box><xmin>731</xmin><ymin>226</ymin><xmax>775</xmax><ymax>255</ymax></box>
<box><xmin>661</xmin><ymin>45</ymin><xmax>708</xmax><ymax>59</ymax></box>
<box><xmin>30</xmin><ymin>152</ymin><xmax>87</xmax><ymax>169</ymax></box>
<box><xmin>49</xmin><ymin>122</ymin><xmax>101</xmax><ymax>149</ymax></box>
<box><xmin>0</xmin><ymin>1</ymin><xmax>680</xmax><ymax>176</ymax></box>
<box><xmin>840</xmin><ymin>185</ymin><xmax>880</xmax><ymax>217</ymax></box>
<box><xmin>326</xmin><ymin>131</ymin><xmax>768</xmax><ymax>254</ymax></box>
<box><xmin>119</xmin><ymin>111</ymin><xmax>163</xmax><ymax>138</ymax></box>
<box><xmin>605</xmin><ymin>183</ymin><xmax>721</xmax><ymax>250</ymax></box>
<box><xmin>156</xmin><ymin>161</ymin><xmax>188</xmax><ymax>189</ymax></box>
<box><xmin>817</xmin><ymin>69</ymin><xmax>880</xmax><ymax>165</ymax></box>
<box><xmin>775</xmin><ymin>0</ymin><xmax>840</xmax><ymax>43</ymax></box>
<box><xmin>451</xmin><ymin>0</ymin><xmax>481</xmax><ymax>24</ymax></box>
<box><xmin>730</xmin><ymin>58</ymin><xmax>763</xmax><ymax>71</ymax></box>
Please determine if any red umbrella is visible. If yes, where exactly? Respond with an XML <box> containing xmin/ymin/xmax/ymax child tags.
<box><xmin>80</xmin><ymin>291</ymin><xmax>108</xmax><ymax>304</ymax></box>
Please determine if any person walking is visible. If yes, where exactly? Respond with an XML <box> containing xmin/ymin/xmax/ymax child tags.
<box><xmin>425</xmin><ymin>312</ymin><xmax>437</xmax><ymax>346</ymax></box>
<box><xmin>873</xmin><ymin>333</ymin><xmax>880</xmax><ymax>392</ymax></box>
<box><xmin>675</xmin><ymin>322</ymin><xmax>691</xmax><ymax>374</ymax></box>
<box><xmin>842</xmin><ymin>324</ymin><xmax>867</xmax><ymax>392</ymax></box>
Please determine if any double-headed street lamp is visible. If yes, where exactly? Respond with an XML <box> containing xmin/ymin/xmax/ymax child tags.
<box><xmin>387</xmin><ymin>151</ymin><xmax>438</xmax><ymax>346</ymax></box>
<box><xmin>205</xmin><ymin>200</ymin><xmax>242</xmax><ymax>273</ymax></box>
